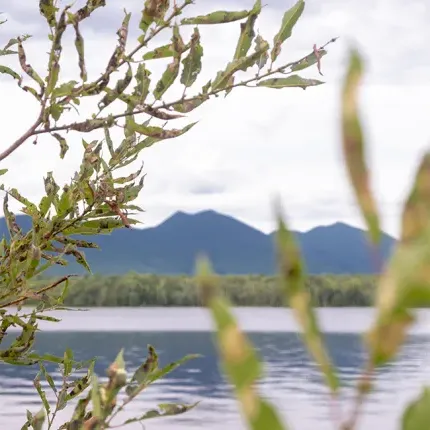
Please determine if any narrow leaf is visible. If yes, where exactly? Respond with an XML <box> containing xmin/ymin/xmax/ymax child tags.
<box><xmin>341</xmin><ymin>48</ymin><xmax>380</xmax><ymax>245</ymax></box>
<box><xmin>257</xmin><ymin>75</ymin><xmax>324</xmax><ymax>89</ymax></box>
<box><xmin>128</xmin><ymin>120</ymin><xmax>197</xmax><ymax>139</ymax></box>
<box><xmin>291</xmin><ymin>49</ymin><xmax>327</xmax><ymax>72</ymax></box>
<box><xmin>275</xmin><ymin>204</ymin><xmax>339</xmax><ymax>392</ymax></box>
<box><xmin>271</xmin><ymin>0</ymin><xmax>305</xmax><ymax>63</ymax></box>
<box><xmin>181</xmin><ymin>10</ymin><xmax>249</xmax><ymax>25</ymax></box>
<box><xmin>196</xmin><ymin>256</ymin><xmax>287</xmax><ymax>430</ymax></box>
<box><xmin>0</xmin><ymin>65</ymin><xmax>20</xmax><ymax>80</ymax></box>
<box><xmin>402</xmin><ymin>387</ymin><xmax>430</xmax><ymax>430</ymax></box>
<box><xmin>233</xmin><ymin>0</ymin><xmax>261</xmax><ymax>60</ymax></box>
<box><xmin>52</xmin><ymin>133</ymin><xmax>69</xmax><ymax>159</ymax></box>
<box><xmin>180</xmin><ymin>27</ymin><xmax>203</xmax><ymax>88</ymax></box>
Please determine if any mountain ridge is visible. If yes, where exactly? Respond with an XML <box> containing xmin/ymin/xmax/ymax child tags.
<box><xmin>0</xmin><ymin>210</ymin><xmax>396</xmax><ymax>276</ymax></box>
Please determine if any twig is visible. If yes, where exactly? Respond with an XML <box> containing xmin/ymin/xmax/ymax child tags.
<box><xmin>0</xmin><ymin>35</ymin><xmax>338</xmax><ymax>162</ymax></box>
<box><xmin>0</xmin><ymin>114</ymin><xmax>43</xmax><ymax>162</ymax></box>
<box><xmin>341</xmin><ymin>360</ymin><xmax>374</xmax><ymax>430</ymax></box>
<box><xmin>0</xmin><ymin>274</ymin><xmax>77</xmax><ymax>308</ymax></box>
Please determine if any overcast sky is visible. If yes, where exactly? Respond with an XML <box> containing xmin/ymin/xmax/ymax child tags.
<box><xmin>0</xmin><ymin>0</ymin><xmax>429</xmax><ymax>237</ymax></box>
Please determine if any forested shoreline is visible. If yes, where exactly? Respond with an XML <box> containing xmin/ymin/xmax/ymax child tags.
<box><xmin>30</xmin><ymin>273</ymin><xmax>379</xmax><ymax>307</ymax></box>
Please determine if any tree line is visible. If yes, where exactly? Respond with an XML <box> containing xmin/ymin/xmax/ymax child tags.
<box><xmin>29</xmin><ymin>273</ymin><xmax>379</xmax><ymax>307</ymax></box>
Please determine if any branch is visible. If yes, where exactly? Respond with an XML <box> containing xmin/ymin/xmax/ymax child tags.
<box><xmin>59</xmin><ymin>0</ymin><xmax>191</xmax><ymax>106</ymax></box>
<box><xmin>0</xmin><ymin>274</ymin><xmax>77</xmax><ymax>308</ymax></box>
<box><xmin>0</xmin><ymin>37</ymin><xmax>338</xmax><ymax>161</ymax></box>
<box><xmin>0</xmin><ymin>114</ymin><xmax>43</xmax><ymax>162</ymax></box>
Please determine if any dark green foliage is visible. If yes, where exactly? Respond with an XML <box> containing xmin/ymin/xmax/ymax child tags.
<box><xmin>25</xmin><ymin>273</ymin><xmax>377</xmax><ymax>307</ymax></box>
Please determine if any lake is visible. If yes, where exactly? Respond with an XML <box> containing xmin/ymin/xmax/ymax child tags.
<box><xmin>2</xmin><ymin>307</ymin><xmax>430</xmax><ymax>429</ymax></box>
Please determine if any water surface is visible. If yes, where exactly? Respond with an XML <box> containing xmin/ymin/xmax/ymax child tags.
<box><xmin>1</xmin><ymin>307</ymin><xmax>430</xmax><ymax>429</ymax></box>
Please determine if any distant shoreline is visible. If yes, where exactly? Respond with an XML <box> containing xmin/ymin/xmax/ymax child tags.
<box><xmin>28</xmin><ymin>273</ymin><xmax>380</xmax><ymax>307</ymax></box>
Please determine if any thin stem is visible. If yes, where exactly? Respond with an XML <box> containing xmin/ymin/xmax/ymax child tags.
<box><xmin>340</xmin><ymin>360</ymin><xmax>374</xmax><ymax>430</ymax></box>
<box><xmin>1</xmin><ymin>33</ymin><xmax>337</xmax><ymax>162</ymax></box>
<box><xmin>0</xmin><ymin>274</ymin><xmax>76</xmax><ymax>308</ymax></box>
<box><xmin>0</xmin><ymin>114</ymin><xmax>43</xmax><ymax>162</ymax></box>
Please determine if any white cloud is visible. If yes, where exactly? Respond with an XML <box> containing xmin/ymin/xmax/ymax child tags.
<box><xmin>0</xmin><ymin>0</ymin><xmax>429</xmax><ymax>238</ymax></box>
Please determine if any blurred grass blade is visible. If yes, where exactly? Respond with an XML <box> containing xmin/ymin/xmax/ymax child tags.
<box><xmin>275</xmin><ymin>203</ymin><xmax>339</xmax><ymax>393</ymax></box>
<box><xmin>400</xmin><ymin>152</ymin><xmax>430</xmax><ymax>244</ymax></box>
<box><xmin>402</xmin><ymin>387</ymin><xmax>430</xmax><ymax>430</ymax></box>
<box><xmin>366</xmin><ymin>153</ymin><xmax>430</xmax><ymax>365</ymax></box>
<box><xmin>196</xmin><ymin>256</ymin><xmax>287</xmax><ymax>430</ymax></box>
<box><xmin>341</xmin><ymin>48</ymin><xmax>381</xmax><ymax>246</ymax></box>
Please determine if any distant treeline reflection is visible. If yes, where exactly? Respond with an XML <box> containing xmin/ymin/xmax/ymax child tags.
<box><xmin>31</xmin><ymin>273</ymin><xmax>380</xmax><ymax>307</ymax></box>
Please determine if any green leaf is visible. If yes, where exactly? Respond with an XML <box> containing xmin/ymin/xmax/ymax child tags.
<box><xmin>139</xmin><ymin>0</ymin><xmax>169</xmax><ymax>34</ymax></box>
<box><xmin>4</xmin><ymin>35</ymin><xmax>31</xmax><ymax>50</ymax></box>
<box><xmin>99</xmin><ymin>64</ymin><xmax>133</xmax><ymax>109</ymax></box>
<box><xmin>257</xmin><ymin>75</ymin><xmax>324</xmax><ymax>89</ymax></box>
<box><xmin>153</xmin><ymin>26</ymin><xmax>184</xmax><ymax>99</ymax></box>
<box><xmin>123</xmin><ymin>402</ymin><xmax>200</xmax><ymax>425</ymax></box>
<box><xmin>0</xmin><ymin>65</ymin><xmax>20</xmax><ymax>80</ymax></box>
<box><xmin>80</xmin><ymin>218</ymin><xmax>137</xmax><ymax>230</ymax></box>
<box><xmin>181</xmin><ymin>10</ymin><xmax>249</xmax><ymax>25</ymax></box>
<box><xmin>52</xmin><ymin>133</ymin><xmax>69</xmax><ymax>158</ymax></box>
<box><xmin>0</xmin><ymin>169</ymin><xmax>8</xmax><ymax>176</ymax></box>
<box><xmin>39</xmin><ymin>195</ymin><xmax>53</xmax><ymax>217</ymax></box>
<box><xmin>39</xmin><ymin>363</ymin><xmax>56</xmax><ymax>393</ymax></box>
<box><xmin>253</xmin><ymin>35</ymin><xmax>269</xmax><ymax>72</ymax></box>
<box><xmin>128</xmin><ymin>119</ymin><xmax>197</xmax><ymax>140</ymax></box>
<box><xmin>73</xmin><ymin>21</ymin><xmax>87</xmax><ymax>81</ymax></box>
<box><xmin>130</xmin><ymin>345</ymin><xmax>159</xmax><ymax>385</ymax></box>
<box><xmin>172</xmin><ymin>96</ymin><xmax>208</xmax><ymax>113</ymax></box>
<box><xmin>180</xmin><ymin>27</ymin><xmax>203</xmax><ymax>88</ymax></box>
<box><xmin>233</xmin><ymin>0</ymin><xmax>261</xmax><ymax>60</ymax></box>
<box><xmin>275</xmin><ymin>204</ymin><xmax>339</xmax><ymax>392</ymax></box>
<box><xmin>271</xmin><ymin>0</ymin><xmax>305</xmax><ymax>63</ymax></box>
<box><xmin>71</xmin><ymin>249</ymin><xmax>92</xmax><ymax>273</ymax></box>
<box><xmin>50</xmin><ymin>103</ymin><xmax>64</xmax><ymax>121</ymax></box>
<box><xmin>402</xmin><ymin>387</ymin><xmax>430</xmax><ymax>430</ymax></box>
<box><xmin>196</xmin><ymin>256</ymin><xmax>287</xmax><ymax>430</ymax></box>
<box><xmin>35</xmin><ymin>315</ymin><xmax>61</xmax><ymax>322</ymax></box>
<box><xmin>365</xmin><ymin>159</ymin><xmax>430</xmax><ymax>366</ymax></box>
<box><xmin>52</xmin><ymin>80</ymin><xmax>78</xmax><ymax>98</ymax></box>
<box><xmin>341</xmin><ymin>48</ymin><xmax>380</xmax><ymax>245</ymax></box>
<box><xmin>399</xmin><ymin>153</ymin><xmax>430</xmax><ymax>244</ymax></box>
<box><xmin>31</xmin><ymin>409</ymin><xmax>45</xmax><ymax>430</ymax></box>
<box><xmin>212</xmin><ymin>43</ymin><xmax>269</xmax><ymax>91</ymax></box>
<box><xmin>143</xmin><ymin>44</ymin><xmax>174</xmax><ymax>60</ymax></box>
<box><xmin>17</xmin><ymin>39</ymin><xmax>45</xmax><ymax>88</ymax></box>
<box><xmin>39</xmin><ymin>0</ymin><xmax>57</xmax><ymax>27</ymax></box>
<box><xmin>134</xmin><ymin>63</ymin><xmax>151</xmax><ymax>104</ymax></box>
<box><xmin>91</xmin><ymin>375</ymin><xmax>102</xmax><ymax>419</ymax></box>
<box><xmin>26</xmin><ymin>245</ymin><xmax>41</xmax><ymax>279</ymax></box>
<box><xmin>63</xmin><ymin>348</ymin><xmax>74</xmax><ymax>376</ymax></box>
<box><xmin>113</xmin><ymin>163</ymin><xmax>144</xmax><ymax>184</ymax></box>
<box><xmin>291</xmin><ymin>49</ymin><xmax>327</xmax><ymax>72</ymax></box>
<box><xmin>0</xmin><ymin>48</ymin><xmax>17</xmax><ymax>56</ymax></box>
<box><xmin>34</xmin><ymin>375</ymin><xmax>50</xmax><ymax>415</ymax></box>
<box><xmin>148</xmin><ymin>353</ymin><xmax>200</xmax><ymax>384</ymax></box>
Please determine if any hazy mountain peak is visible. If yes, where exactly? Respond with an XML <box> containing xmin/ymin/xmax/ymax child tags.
<box><xmin>0</xmin><ymin>211</ymin><xmax>396</xmax><ymax>276</ymax></box>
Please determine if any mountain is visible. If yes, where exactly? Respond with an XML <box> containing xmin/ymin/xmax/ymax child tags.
<box><xmin>0</xmin><ymin>210</ymin><xmax>396</xmax><ymax>276</ymax></box>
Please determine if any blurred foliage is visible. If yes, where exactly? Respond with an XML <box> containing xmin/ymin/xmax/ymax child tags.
<box><xmin>194</xmin><ymin>28</ymin><xmax>430</xmax><ymax>430</ymax></box>
<box><xmin>22</xmin><ymin>273</ymin><xmax>378</xmax><ymax>307</ymax></box>
<box><xmin>0</xmin><ymin>0</ymin><xmax>338</xmax><ymax>428</ymax></box>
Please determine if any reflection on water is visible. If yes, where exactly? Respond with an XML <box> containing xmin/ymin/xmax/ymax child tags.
<box><xmin>1</xmin><ymin>308</ymin><xmax>430</xmax><ymax>429</ymax></box>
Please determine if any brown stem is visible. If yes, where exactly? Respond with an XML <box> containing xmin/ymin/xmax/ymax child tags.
<box><xmin>1</xmin><ymin>36</ymin><xmax>338</xmax><ymax>162</ymax></box>
<box><xmin>341</xmin><ymin>361</ymin><xmax>374</xmax><ymax>430</ymax></box>
<box><xmin>0</xmin><ymin>274</ymin><xmax>77</xmax><ymax>308</ymax></box>
<box><xmin>0</xmin><ymin>115</ymin><xmax>43</xmax><ymax>162</ymax></box>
